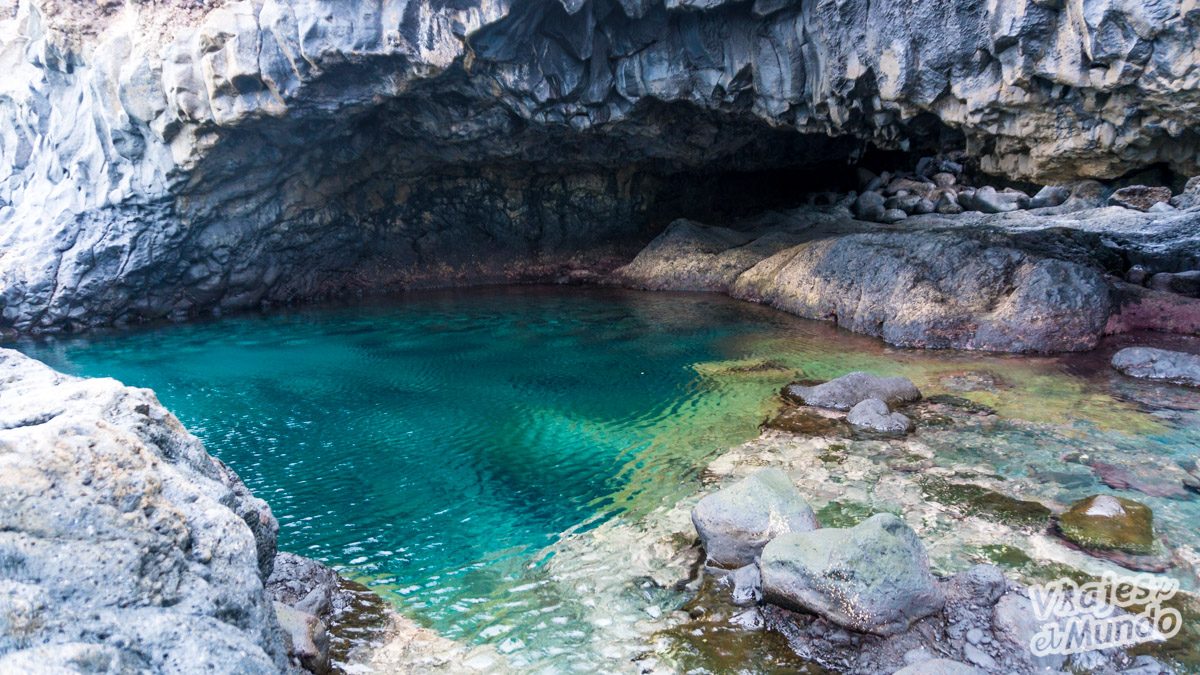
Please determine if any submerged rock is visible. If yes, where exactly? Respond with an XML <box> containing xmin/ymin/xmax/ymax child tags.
<box><xmin>1056</xmin><ymin>495</ymin><xmax>1155</xmax><ymax>555</ymax></box>
<box><xmin>918</xmin><ymin>478</ymin><xmax>1051</xmax><ymax>528</ymax></box>
<box><xmin>759</xmin><ymin>513</ymin><xmax>944</xmax><ymax>636</ymax></box>
<box><xmin>782</xmin><ymin>372</ymin><xmax>921</xmax><ymax>411</ymax></box>
<box><xmin>846</xmin><ymin>398</ymin><xmax>914</xmax><ymax>434</ymax></box>
<box><xmin>691</xmin><ymin>469</ymin><xmax>818</xmax><ymax>568</ymax></box>
<box><xmin>763</xmin><ymin>407</ymin><xmax>848</xmax><ymax>437</ymax></box>
<box><xmin>1112</xmin><ymin>347</ymin><xmax>1200</xmax><ymax>387</ymax></box>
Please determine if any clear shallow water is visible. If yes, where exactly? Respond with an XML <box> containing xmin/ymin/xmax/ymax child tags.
<box><xmin>13</xmin><ymin>288</ymin><xmax>825</xmax><ymax>659</ymax></box>
<box><xmin>12</xmin><ymin>286</ymin><xmax>1200</xmax><ymax>670</ymax></box>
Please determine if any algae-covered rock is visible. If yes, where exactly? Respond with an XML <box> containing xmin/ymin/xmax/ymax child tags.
<box><xmin>759</xmin><ymin>513</ymin><xmax>944</xmax><ymax>636</ymax></box>
<box><xmin>918</xmin><ymin>478</ymin><xmax>1051</xmax><ymax>528</ymax></box>
<box><xmin>1056</xmin><ymin>495</ymin><xmax>1155</xmax><ymax>555</ymax></box>
<box><xmin>691</xmin><ymin>468</ymin><xmax>819</xmax><ymax>568</ymax></box>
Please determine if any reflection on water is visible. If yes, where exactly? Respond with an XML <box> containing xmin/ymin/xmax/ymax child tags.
<box><xmin>11</xmin><ymin>286</ymin><xmax>1200</xmax><ymax>671</ymax></box>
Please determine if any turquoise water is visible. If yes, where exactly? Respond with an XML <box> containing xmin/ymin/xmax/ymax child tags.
<box><xmin>13</xmin><ymin>286</ymin><xmax>1200</xmax><ymax>670</ymax></box>
<box><xmin>13</xmin><ymin>288</ymin><xmax>825</xmax><ymax>658</ymax></box>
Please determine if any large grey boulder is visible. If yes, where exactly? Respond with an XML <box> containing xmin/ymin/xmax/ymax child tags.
<box><xmin>691</xmin><ymin>468</ymin><xmax>818</xmax><ymax>568</ymax></box>
<box><xmin>0</xmin><ymin>349</ymin><xmax>289</xmax><ymax>672</ymax></box>
<box><xmin>1112</xmin><ymin>347</ymin><xmax>1200</xmax><ymax>387</ymax></box>
<box><xmin>846</xmin><ymin>398</ymin><xmax>914</xmax><ymax>434</ymax></box>
<box><xmin>783</xmin><ymin>372</ymin><xmax>921</xmax><ymax>411</ymax></box>
<box><xmin>733</xmin><ymin>231</ymin><xmax>1113</xmax><ymax>352</ymax></box>
<box><xmin>759</xmin><ymin>513</ymin><xmax>944</xmax><ymax>636</ymax></box>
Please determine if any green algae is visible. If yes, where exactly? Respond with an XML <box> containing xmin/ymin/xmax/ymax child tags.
<box><xmin>1056</xmin><ymin>495</ymin><xmax>1155</xmax><ymax>555</ymax></box>
<box><xmin>652</xmin><ymin>574</ymin><xmax>829</xmax><ymax>674</ymax></box>
<box><xmin>763</xmin><ymin>407</ymin><xmax>848</xmax><ymax>437</ymax></box>
<box><xmin>919</xmin><ymin>477</ymin><xmax>1052</xmax><ymax>528</ymax></box>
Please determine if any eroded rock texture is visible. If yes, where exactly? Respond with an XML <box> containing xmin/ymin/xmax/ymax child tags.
<box><xmin>0</xmin><ymin>348</ymin><xmax>289</xmax><ymax>672</ymax></box>
<box><xmin>3</xmin><ymin>0</ymin><xmax>1200</xmax><ymax>333</ymax></box>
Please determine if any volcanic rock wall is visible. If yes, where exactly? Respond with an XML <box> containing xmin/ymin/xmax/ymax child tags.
<box><xmin>2</xmin><ymin>0</ymin><xmax>1199</xmax><ymax>333</ymax></box>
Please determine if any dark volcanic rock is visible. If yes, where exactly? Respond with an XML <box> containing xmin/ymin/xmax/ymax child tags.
<box><xmin>1149</xmin><ymin>271</ymin><xmax>1200</xmax><ymax>297</ymax></box>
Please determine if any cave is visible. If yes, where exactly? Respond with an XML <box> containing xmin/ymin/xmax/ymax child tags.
<box><xmin>4</xmin><ymin>1</ymin><xmax>1200</xmax><ymax>673</ymax></box>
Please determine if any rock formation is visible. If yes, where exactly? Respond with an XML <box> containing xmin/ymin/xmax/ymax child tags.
<box><xmin>782</xmin><ymin>372</ymin><xmax>922</xmax><ymax>410</ymax></box>
<box><xmin>0</xmin><ymin>348</ymin><xmax>289</xmax><ymax>672</ymax></box>
<box><xmin>691</xmin><ymin>468</ymin><xmax>818</xmax><ymax>568</ymax></box>
<box><xmin>760</xmin><ymin>513</ymin><xmax>945</xmax><ymax>637</ymax></box>
<box><xmin>5</xmin><ymin>0</ymin><xmax>1200</xmax><ymax>334</ymax></box>
<box><xmin>1112</xmin><ymin>346</ymin><xmax>1200</xmax><ymax>387</ymax></box>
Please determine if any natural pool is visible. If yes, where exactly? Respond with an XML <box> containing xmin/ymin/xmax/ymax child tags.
<box><xmin>12</xmin><ymin>286</ymin><xmax>1200</xmax><ymax>671</ymax></box>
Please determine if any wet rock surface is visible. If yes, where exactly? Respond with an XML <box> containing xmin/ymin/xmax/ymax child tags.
<box><xmin>691</xmin><ymin>468</ymin><xmax>818</xmax><ymax>568</ymax></box>
<box><xmin>1113</xmin><ymin>347</ymin><xmax>1200</xmax><ymax>388</ymax></box>
<box><xmin>1056</xmin><ymin>494</ymin><xmax>1156</xmax><ymax>556</ymax></box>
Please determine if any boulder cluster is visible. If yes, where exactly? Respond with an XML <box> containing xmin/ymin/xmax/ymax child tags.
<box><xmin>689</xmin><ymin>468</ymin><xmax>1167</xmax><ymax>674</ymax></box>
<box><xmin>846</xmin><ymin>158</ymin><xmax>1200</xmax><ymax>226</ymax></box>
<box><xmin>782</xmin><ymin>371</ymin><xmax>922</xmax><ymax>436</ymax></box>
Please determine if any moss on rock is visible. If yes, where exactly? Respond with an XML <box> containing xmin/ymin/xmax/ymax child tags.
<box><xmin>1056</xmin><ymin>494</ymin><xmax>1155</xmax><ymax>555</ymax></box>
